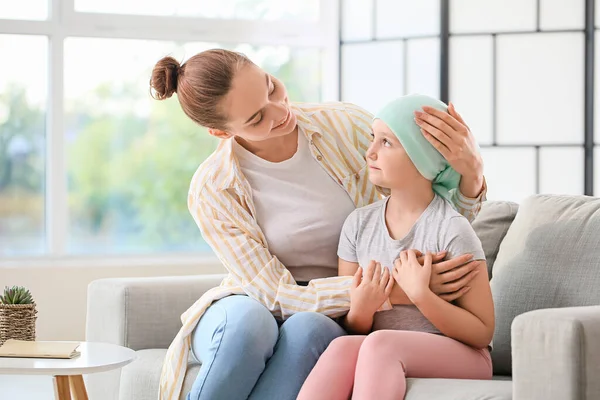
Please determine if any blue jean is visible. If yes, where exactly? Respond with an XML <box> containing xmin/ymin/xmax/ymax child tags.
<box><xmin>186</xmin><ymin>295</ymin><xmax>346</xmax><ymax>400</ymax></box>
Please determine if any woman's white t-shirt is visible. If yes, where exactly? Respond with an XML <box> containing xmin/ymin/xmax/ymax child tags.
<box><xmin>233</xmin><ymin>129</ymin><xmax>356</xmax><ymax>282</ymax></box>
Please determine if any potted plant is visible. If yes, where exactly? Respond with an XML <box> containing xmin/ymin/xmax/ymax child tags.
<box><xmin>0</xmin><ymin>286</ymin><xmax>37</xmax><ymax>346</ymax></box>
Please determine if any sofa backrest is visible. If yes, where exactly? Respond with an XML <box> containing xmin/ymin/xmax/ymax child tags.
<box><xmin>488</xmin><ymin>194</ymin><xmax>600</xmax><ymax>376</ymax></box>
<box><xmin>472</xmin><ymin>200</ymin><xmax>519</xmax><ymax>279</ymax></box>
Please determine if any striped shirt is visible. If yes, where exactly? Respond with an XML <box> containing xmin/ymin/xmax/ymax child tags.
<box><xmin>159</xmin><ymin>102</ymin><xmax>487</xmax><ymax>400</ymax></box>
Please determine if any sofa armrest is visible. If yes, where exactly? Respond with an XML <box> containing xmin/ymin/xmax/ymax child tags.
<box><xmin>86</xmin><ymin>274</ymin><xmax>225</xmax><ymax>350</ymax></box>
<box><xmin>512</xmin><ymin>305</ymin><xmax>600</xmax><ymax>400</ymax></box>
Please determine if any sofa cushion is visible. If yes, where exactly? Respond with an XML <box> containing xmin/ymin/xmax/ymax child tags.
<box><xmin>121</xmin><ymin>350</ymin><xmax>512</xmax><ymax>399</ymax></box>
<box><xmin>405</xmin><ymin>378</ymin><xmax>512</xmax><ymax>399</ymax></box>
<box><xmin>471</xmin><ymin>200</ymin><xmax>519</xmax><ymax>279</ymax></box>
<box><xmin>490</xmin><ymin>194</ymin><xmax>600</xmax><ymax>375</ymax></box>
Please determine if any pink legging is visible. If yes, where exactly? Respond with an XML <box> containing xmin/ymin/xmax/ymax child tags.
<box><xmin>297</xmin><ymin>330</ymin><xmax>492</xmax><ymax>400</ymax></box>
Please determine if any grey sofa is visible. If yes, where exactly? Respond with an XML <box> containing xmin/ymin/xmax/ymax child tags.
<box><xmin>86</xmin><ymin>194</ymin><xmax>600</xmax><ymax>400</ymax></box>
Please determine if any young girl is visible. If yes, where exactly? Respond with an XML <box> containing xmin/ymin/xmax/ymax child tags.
<box><xmin>297</xmin><ymin>94</ymin><xmax>494</xmax><ymax>400</ymax></box>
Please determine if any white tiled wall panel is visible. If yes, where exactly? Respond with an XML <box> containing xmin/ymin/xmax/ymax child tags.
<box><xmin>450</xmin><ymin>0</ymin><xmax>537</xmax><ymax>34</ymax></box>
<box><xmin>450</xmin><ymin>36</ymin><xmax>494</xmax><ymax>145</ymax></box>
<box><xmin>341</xmin><ymin>0</ymin><xmax>374</xmax><ymax>42</ymax></box>
<box><xmin>481</xmin><ymin>147</ymin><xmax>537</xmax><ymax>202</ymax></box>
<box><xmin>406</xmin><ymin>38</ymin><xmax>440</xmax><ymax>99</ymax></box>
<box><xmin>539</xmin><ymin>147</ymin><xmax>584</xmax><ymax>195</ymax></box>
<box><xmin>341</xmin><ymin>41</ymin><xmax>404</xmax><ymax>113</ymax></box>
<box><xmin>496</xmin><ymin>33</ymin><xmax>584</xmax><ymax>145</ymax></box>
<box><xmin>376</xmin><ymin>0</ymin><xmax>440</xmax><ymax>38</ymax></box>
<box><xmin>540</xmin><ymin>0</ymin><xmax>585</xmax><ymax>30</ymax></box>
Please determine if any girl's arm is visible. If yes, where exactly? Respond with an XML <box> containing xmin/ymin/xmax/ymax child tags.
<box><xmin>395</xmin><ymin>250</ymin><xmax>494</xmax><ymax>349</ymax></box>
<box><xmin>412</xmin><ymin>261</ymin><xmax>494</xmax><ymax>349</ymax></box>
<box><xmin>338</xmin><ymin>258</ymin><xmax>359</xmax><ymax>277</ymax></box>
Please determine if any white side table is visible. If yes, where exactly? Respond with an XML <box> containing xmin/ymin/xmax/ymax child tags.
<box><xmin>0</xmin><ymin>341</ymin><xmax>135</xmax><ymax>400</ymax></box>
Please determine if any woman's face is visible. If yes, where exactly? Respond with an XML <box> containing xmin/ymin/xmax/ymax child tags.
<box><xmin>213</xmin><ymin>63</ymin><xmax>297</xmax><ymax>142</ymax></box>
<box><xmin>367</xmin><ymin>119</ymin><xmax>422</xmax><ymax>189</ymax></box>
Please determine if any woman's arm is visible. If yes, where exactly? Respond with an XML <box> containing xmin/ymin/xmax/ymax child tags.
<box><xmin>190</xmin><ymin>190</ymin><xmax>352</xmax><ymax>320</ymax></box>
<box><xmin>389</xmin><ymin>251</ymin><xmax>480</xmax><ymax>304</ymax></box>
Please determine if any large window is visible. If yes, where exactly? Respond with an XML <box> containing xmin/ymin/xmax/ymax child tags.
<box><xmin>0</xmin><ymin>35</ymin><xmax>48</xmax><ymax>256</ymax></box>
<box><xmin>0</xmin><ymin>1</ymin><xmax>337</xmax><ymax>258</ymax></box>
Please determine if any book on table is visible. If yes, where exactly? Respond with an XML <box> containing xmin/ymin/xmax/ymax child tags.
<box><xmin>0</xmin><ymin>340</ymin><xmax>81</xmax><ymax>359</ymax></box>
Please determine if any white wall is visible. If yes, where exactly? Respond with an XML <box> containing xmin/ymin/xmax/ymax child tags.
<box><xmin>1</xmin><ymin>261</ymin><xmax>226</xmax><ymax>341</ymax></box>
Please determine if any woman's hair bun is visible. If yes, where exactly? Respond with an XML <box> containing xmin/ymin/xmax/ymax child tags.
<box><xmin>150</xmin><ymin>56</ymin><xmax>181</xmax><ymax>100</ymax></box>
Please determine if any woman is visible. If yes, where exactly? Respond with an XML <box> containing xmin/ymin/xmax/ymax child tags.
<box><xmin>150</xmin><ymin>49</ymin><xmax>487</xmax><ymax>400</ymax></box>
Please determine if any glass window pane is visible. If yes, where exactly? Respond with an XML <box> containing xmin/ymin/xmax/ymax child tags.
<box><xmin>406</xmin><ymin>38</ymin><xmax>440</xmax><ymax>100</ymax></box>
<box><xmin>450</xmin><ymin>36</ymin><xmax>494</xmax><ymax>145</ymax></box>
<box><xmin>376</xmin><ymin>0</ymin><xmax>440</xmax><ymax>38</ymax></box>
<box><xmin>0</xmin><ymin>0</ymin><xmax>48</xmax><ymax>20</ymax></box>
<box><xmin>481</xmin><ymin>147</ymin><xmax>536</xmax><ymax>203</ymax></box>
<box><xmin>497</xmin><ymin>33</ymin><xmax>584</xmax><ymax>145</ymax></box>
<box><xmin>540</xmin><ymin>0</ymin><xmax>584</xmax><ymax>30</ymax></box>
<box><xmin>74</xmin><ymin>0</ymin><xmax>319</xmax><ymax>21</ymax></box>
<box><xmin>539</xmin><ymin>147</ymin><xmax>584</xmax><ymax>195</ymax></box>
<box><xmin>0</xmin><ymin>35</ymin><xmax>47</xmax><ymax>256</ymax></box>
<box><xmin>451</xmin><ymin>0</ymin><xmax>537</xmax><ymax>34</ymax></box>
<box><xmin>64</xmin><ymin>38</ymin><xmax>321</xmax><ymax>254</ymax></box>
<box><xmin>341</xmin><ymin>41</ymin><xmax>404</xmax><ymax>114</ymax></box>
<box><xmin>342</xmin><ymin>0</ymin><xmax>373</xmax><ymax>42</ymax></box>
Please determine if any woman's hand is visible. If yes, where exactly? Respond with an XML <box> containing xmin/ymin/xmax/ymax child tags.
<box><xmin>429</xmin><ymin>252</ymin><xmax>481</xmax><ymax>302</ymax></box>
<box><xmin>350</xmin><ymin>260</ymin><xmax>394</xmax><ymax>317</ymax></box>
<box><xmin>393</xmin><ymin>250</ymin><xmax>433</xmax><ymax>303</ymax></box>
<box><xmin>414</xmin><ymin>102</ymin><xmax>484</xmax><ymax>197</ymax></box>
<box><xmin>390</xmin><ymin>250</ymin><xmax>480</xmax><ymax>304</ymax></box>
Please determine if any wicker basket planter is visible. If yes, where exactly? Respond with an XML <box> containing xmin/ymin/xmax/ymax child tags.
<box><xmin>0</xmin><ymin>303</ymin><xmax>37</xmax><ymax>346</ymax></box>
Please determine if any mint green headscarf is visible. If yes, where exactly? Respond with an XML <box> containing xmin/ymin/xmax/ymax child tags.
<box><xmin>374</xmin><ymin>94</ymin><xmax>460</xmax><ymax>202</ymax></box>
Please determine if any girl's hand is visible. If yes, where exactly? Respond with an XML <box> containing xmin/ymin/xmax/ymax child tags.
<box><xmin>393</xmin><ymin>250</ymin><xmax>433</xmax><ymax>303</ymax></box>
<box><xmin>414</xmin><ymin>102</ymin><xmax>484</xmax><ymax>184</ymax></box>
<box><xmin>350</xmin><ymin>260</ymin><xmax>394</xmax><ymax>317</ymax></box>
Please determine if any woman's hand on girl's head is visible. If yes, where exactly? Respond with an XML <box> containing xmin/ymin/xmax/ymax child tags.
<box><xmin>414</xmin><ymin>102</ymin><xmax>484</xmax><ymax>182</ymax></box>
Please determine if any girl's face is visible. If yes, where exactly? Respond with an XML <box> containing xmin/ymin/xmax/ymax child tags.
<box><xmin>366</xmin><ymin>119</ymin><xmax>423</xmax><ymax>189</ymax></box>
<box><xmin>210</xmin><ymin>63</ymin><xmax>297</xmax><ymax>142</ymax></box>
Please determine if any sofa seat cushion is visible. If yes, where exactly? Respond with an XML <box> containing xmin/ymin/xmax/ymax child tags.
<box><xmin>120</xmin><ymin>349</ymin><xmax>512</xmax><ymax>400</ymax></box>
<box><xmin>405</xmin><ymin>378</ymin><xmax>512</xmax><ymax>400</ymax></box>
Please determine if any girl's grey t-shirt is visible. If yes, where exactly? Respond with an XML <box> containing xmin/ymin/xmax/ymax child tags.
<box><xmin>337</xmin><ymin>194</ymin><xmax>486</xmax><ymax>334</ymax></box>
